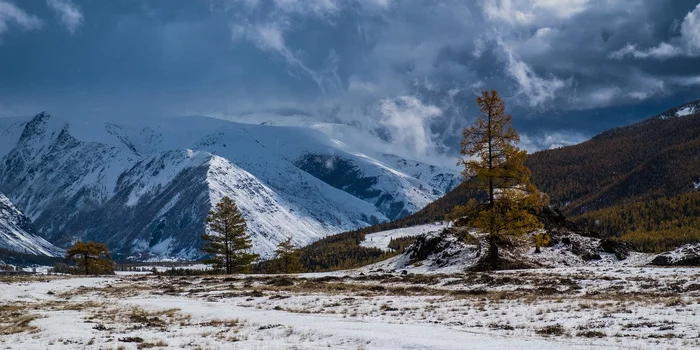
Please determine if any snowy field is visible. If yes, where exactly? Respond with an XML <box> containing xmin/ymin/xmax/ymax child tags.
<box><xmin>360</xmin><ymin>223</ymin><xmax>449</xmax><ymax>251</ymax></box>
<box><xmin>2</xmin><ymin>266</ymin><xmax>699</xmax><ymax>349</ymax></box>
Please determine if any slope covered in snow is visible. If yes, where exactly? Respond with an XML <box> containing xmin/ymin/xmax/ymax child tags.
<box><xmin>0</xmin><ymin>113</ymin><xmax>459</xmax><ymax>259</ymax></box>
<box><xmin>360</xmin><ymin>223</ymin><xmax>449</xmax><ymax>251</ymax></box>
<box><xmin>658</xmin><ymin>99</ymin><xmax>700</xmax><ymax>119</ymax></box>
<box><xmin>0</xmin><ymin>193</ymin><xmax>62</xmax><ymax>257</ymax></box>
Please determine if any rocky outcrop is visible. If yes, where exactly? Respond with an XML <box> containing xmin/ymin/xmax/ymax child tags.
<box><xmin>651</xmin><ymin>244</ymin><xmax>700</xmax><ymax>266</ymax></box>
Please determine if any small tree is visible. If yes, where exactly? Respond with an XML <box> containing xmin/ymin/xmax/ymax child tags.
<box><xmin>201</xmin><ymin>197</ymin><xmax>258</xmax><ymax>274</ymax></box>
<box><xmin>274</xmin><ymin>238</ymin><xmax>305</xmax><ymax>274</ymax></box>
<box><xmin>65</xmin><ymin>241</ymin><xmax>114</xmax><ymax>275</ymax></box>
<box><xmin>457</xmin><ymin>90</ymin><xmax>546</xmax><ymax>270</ymax></box>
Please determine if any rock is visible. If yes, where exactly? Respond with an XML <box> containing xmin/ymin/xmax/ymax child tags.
<box><xmin>599</xmin><ymin>239</ymin><xmax>632</xmax><ymax>260</ymax></box>
<box><xmin>651</xmin><ymin>244</ymin><xmax>700</xmax><ymax>266</ymax></box>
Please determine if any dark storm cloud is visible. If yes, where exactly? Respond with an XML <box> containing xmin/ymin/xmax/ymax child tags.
<box><xmin>1</xmin><ymin>0</ymin><xmax>699</xmax><ymax>161</ymax></box>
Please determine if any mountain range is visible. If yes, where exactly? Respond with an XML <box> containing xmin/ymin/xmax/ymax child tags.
<box><xmin>3</xmin><ymin>99</ymin><xmax>698</xmax><ymax>261</ymax></box>
<box><xmin>0</xmin><ymin>113</ymin><xmax>459</xmax><ymax>260</ymax></box>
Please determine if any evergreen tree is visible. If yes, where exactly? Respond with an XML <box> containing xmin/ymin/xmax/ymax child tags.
<box><xmin>201</xmin><ymin>197</ymin><xmax>258</xmax><ymax>274</ymax></box>
<box><xmin>457</xmin><ymin>90</ymin><xmax>545</xmax><ymax>270</ymax></box>
<box><xmin>65</xmin><ymin>241</ymin><xmax>114</xmax><ymax>275</ymax></box>
<box><xmin>274</xmin><ymin>238</ymin><xmax>305</xmax><ymax>274</ymax></box>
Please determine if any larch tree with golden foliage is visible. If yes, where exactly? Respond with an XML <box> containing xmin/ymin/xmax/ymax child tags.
<box><xmin>65</xmin><ymin>241</ymin><xmax>114</xmax><ymax>275</ymax></box>
<box><xmin>456</xmin><ymin>90</ymin><xmax>546</xmax><ymax>270</ymax></box>
<box><xmin>201</xmin><ymin>197</ymin><xmax>259</xmax><ymax>274</ymax></box>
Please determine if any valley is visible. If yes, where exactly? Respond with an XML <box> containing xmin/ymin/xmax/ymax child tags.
<box><xmin>2</xmin><ymin>2</ymin><xmax>700</xmax><ymax>348</ymax></box>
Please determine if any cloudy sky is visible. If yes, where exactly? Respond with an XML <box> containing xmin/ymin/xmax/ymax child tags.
<box><xmin>1</xmin><ymin>0</ymin><xmax>700</xmax><ymax>159</ymax></box>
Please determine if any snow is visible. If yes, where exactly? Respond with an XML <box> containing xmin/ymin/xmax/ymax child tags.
<box><xmin>360</xmin><ymin>223</ymin><xmax>449</xmax><ymax>251</ymax></box>
<box><xmin>2</xmin><ymin>269</ymin><xmax>699</xmax><ymax>349</ymax></box>
<box><xmin>659</xmin><ymin>101</ymin><xmax>700</xmax><ymax>119</ymax></box>
<box><xmin>675</xmin><ymin>105</ymin><xmax>696</xmax><ymax>117</ymax></box>
<box><xmin>0</xmin><ymin>193</ymin><xmax>63</xmax><ymax>257</ymax></box>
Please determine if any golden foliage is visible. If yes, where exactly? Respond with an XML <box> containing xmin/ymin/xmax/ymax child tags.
<box><xmin>456</xmin><ymin>91</ymin><xmax>545</xmax><ymax>268</ymax></box>
<box><xmin>65</xmin><ymin>241</ymin><xmax>114</xmax><ymax>275</ymax></box>
<box><xmin>575</xmin><ymin>191</ymin><xmax>700</xmax><ymax>252</ymax></box>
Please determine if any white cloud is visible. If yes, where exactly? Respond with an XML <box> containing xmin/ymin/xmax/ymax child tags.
<box><xmin>520</xmin><ymin>131</ymin><xmax>588</xmax><ymax>153</ymax></box>
<box><xmin>610</xmin><ymin>3</ymin><xmax>700</xmax><ymax>59</ymax></box>
<box><xmin>273</xmin><ymin>0</ymin><xmax>339</xmax><ymax>17</ymax></box>
<box><xmin>0</xmin><ymin>0</ymin><xmax>42</xmax><ymax>40</ymax></box>
<box><xmin>482</xmin><ymin>0</ymin><xmax>589</xmax><ymax>26</ymax></box>
<box><xmin>671</xmin><ymin>75</ymin><xmax>700</xmax><ymax>87</ymax></box>
<box><xmin>571</xmin><ymin>74</ymin><xmax>666</xmax><ymax>109</ymax></box>
<box><xmin>500</xmin><ymin>43</ymin><xmax>569</xmax><ymax>108</ymax></box>
<box><xmin>378</xmin><ymin>96</ymin><xmax>442</xmax><ymax>157</ymax></box>
<box><xmin>348</xmin><ymin>76</ymin><xmax>379</xmax><ymax>94</ymax></box>
<box><xmin>230</xmin><ymin>21</ymin><xmax>342</xmax><ymax>94</ymax></box>
<box><xmin>46</xmin><ymin>0</ymin><xmax>83</xmax><ymax>35</ymax></box>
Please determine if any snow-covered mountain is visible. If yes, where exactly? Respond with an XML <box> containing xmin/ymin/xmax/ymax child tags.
<box><xmin>0</xmin><ymin>193</ymin><xmax>63</xmax><ymax>257</ymax></box>
<box><xmin>0</xmin><ymin>113</ymin><xmax>459</xmax><ymax>259</ymax></box>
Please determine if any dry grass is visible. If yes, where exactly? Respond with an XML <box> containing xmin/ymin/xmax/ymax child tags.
<box><xmin>0</xmin><ymin>314</ymin><xmax>41</xmax><ymax>335</ymax></box>
<box><xmin>0</xmin><ymin>303</ymin><xmax>40</xmax><ymax>335</ymax></box>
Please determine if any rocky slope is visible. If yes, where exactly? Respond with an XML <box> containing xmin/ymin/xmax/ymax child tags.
<box><xmin>0</xmin><ymin>113</ymin><xmax>459</xmax><ymax>259</ymax></box>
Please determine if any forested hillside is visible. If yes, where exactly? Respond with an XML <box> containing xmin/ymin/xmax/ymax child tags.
<box><xmin>525</xmin><ymin>100</ymin><xmax>700</xmax><ymax>251</ymax></box>
<box><xmin>574</xmin><ymin>191</ymin><xmax>700</xmax><ymax>252</ymax></box>
<box><xmin>526</xmin><ymin>100</ymin><xmax>700</xmax><ymax>214</ymax></box>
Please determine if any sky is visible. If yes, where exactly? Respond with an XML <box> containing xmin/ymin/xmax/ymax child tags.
<box><xmin>1</xmin><ymin>0</ymin><xmax>700</xmax><ymax>161</ymax></box>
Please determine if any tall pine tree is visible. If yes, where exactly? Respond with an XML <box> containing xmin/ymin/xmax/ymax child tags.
<box><xmin>457</xmin><ymin>90</ymin><xmax>545</xmax><ymax>270</ymax></box>
<box><xmin>201</xmin><ymin>197</ymin><xmax>258</xmax><ymax>274</ymax></box>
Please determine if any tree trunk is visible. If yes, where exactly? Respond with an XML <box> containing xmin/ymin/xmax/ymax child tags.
<box><xmin>487</xmin><ymin>103</ymin><xmax>494</xmax><ymax>205</ymax></box>
<box><xmin>489</xmin><ymin>234</ymin><xmax>499</xmax><ymax>270</ymax></box>
<box><xmin>84</xmin><ymin>255</ymin><xmax>89</xmax><ymax>275</ymax></box>
<box><xmin>224</xmin><ymin>221</ymin><xmax>230</xmax><ymax>274</ymax></box>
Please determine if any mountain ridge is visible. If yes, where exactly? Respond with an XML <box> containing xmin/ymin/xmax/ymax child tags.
<box><xmin>527</xmin><ymin>99</ymin><xmax>700</xmax><ymax>214</ymax></box>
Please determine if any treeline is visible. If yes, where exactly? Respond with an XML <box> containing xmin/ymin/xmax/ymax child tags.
<box><xmin>295</xmin><ymin>231</ymin><xmax>393</xmax><ymax>272</ymax></box>
<box><xmin>574</xmin><ymin>191</ymin><xmax>700</xmax><ymax>252</ymax></box>
<box><xmin>0</xmin><ymin>248</ymin><xmax>61</xmax><ymax>267</ymax></box>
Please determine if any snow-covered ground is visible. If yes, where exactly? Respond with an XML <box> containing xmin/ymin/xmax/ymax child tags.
<box><xmin>2</xmin><ymin>266</ymin><xmax>699</xmax><ymax>349</ymax></box>
<box><xmin>360</xmin><ymin>223</ymin><xmax>449</xmax><ymax>251</ymax></box>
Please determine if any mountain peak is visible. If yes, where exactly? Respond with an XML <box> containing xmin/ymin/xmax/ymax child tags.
<box><xmin>18</xmin><ymin>112</ymin><xmax>70</xmax><ymax>147</ymax></box>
